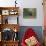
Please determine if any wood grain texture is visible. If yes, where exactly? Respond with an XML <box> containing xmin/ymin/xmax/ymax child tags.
<box><xmin>0</xmin><ymin>24</ymin><xmax>19</xmax><ymax>32</ymax></box>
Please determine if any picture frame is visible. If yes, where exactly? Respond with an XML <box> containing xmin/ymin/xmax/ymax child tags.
<box><xmin>2</xmin><ymin>10</ymin><xmax>9</xmax><ymax>15</ymax></box>
<box><xmin>23</xmin><ymin>8</ymin><xmax>36</xmax><ymax>19</ymax></box>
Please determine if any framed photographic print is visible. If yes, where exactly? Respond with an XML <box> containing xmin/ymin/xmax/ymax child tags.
<box><xmin>23</xmin><ymin>8</ymin><xmax>36</xmax><ymax>19</ymax></box>
<box><xmin>2</xmin><ymin>10</ymin><xmax>9</xmax><ymax>15</ymax></box>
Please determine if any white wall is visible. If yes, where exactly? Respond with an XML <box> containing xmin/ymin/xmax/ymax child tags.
<box><xmin>19</xmin><ymin>0</ymin><xmax>43</xmax><ymax>26</ymax></box>
<box><xmin>0</xmin><ymin>0</ymin><xmax>43</xmax><ymax>26</ymax></box>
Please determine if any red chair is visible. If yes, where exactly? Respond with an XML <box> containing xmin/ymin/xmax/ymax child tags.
<box><xmin>21</xmin><ymin>28</ymin><xmax>41</xmax><ymax>46</ymax></box>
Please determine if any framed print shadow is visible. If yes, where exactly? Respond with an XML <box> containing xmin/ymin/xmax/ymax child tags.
<box><xmin>23</xmin><ymin>8</ymin><xmax>36</xmax><ymax>19</ymax></box>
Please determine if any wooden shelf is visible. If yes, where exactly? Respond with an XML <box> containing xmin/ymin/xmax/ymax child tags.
<box><xmin>0</xmin><ymin>7</ymin><xmax>19</xmax><ymax>46</ymax></box>
<box><xmin>0</xmin><ymin>40</ymin><xmax>19</xmax><ymax>46</ymax></box>
<box><xmin>0</xmin><ymin>7</ymin><xmax>19</xmax><ymax>24</ymax></box>
<box><xmin>0</xmin><ymin>24</ymin><xmax>19</xmax><ymax>32</ymax></box>
<box><xmin>0</xmin><ymin>7</ymin><xmax>19</xmax><ymax>10</ymax></box>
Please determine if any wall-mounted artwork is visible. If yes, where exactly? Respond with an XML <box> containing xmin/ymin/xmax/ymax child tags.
<box><xmin>23</xmin><ymin>8</ymin><xmax>36</xmax><ymax>19</ymax></box>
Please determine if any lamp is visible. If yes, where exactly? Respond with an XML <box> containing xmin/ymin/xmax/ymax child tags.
<box><xmin>15</xmin><ymin>0</ymin><xmax>17</xmax><ymax>7</ymax></box>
